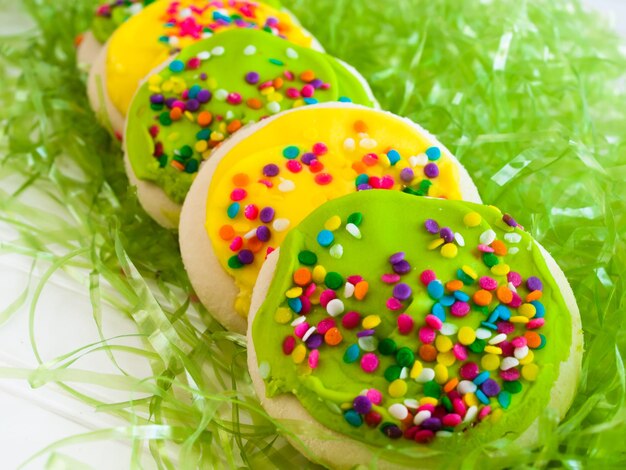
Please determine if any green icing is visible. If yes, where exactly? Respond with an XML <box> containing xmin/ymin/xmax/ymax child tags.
<box><xmin>91</xmin><ymin>0</ymin><xmax>154</xmax><ymax>43</ymax></box>
<box><xmin>126</xmin><ymin>28</ymin><xmax>375</xmax><ymax>205</ymax></box>
<box><xmin>252</xmin><ymin>191</ymin><xmax>572</xmax><ymax>463</ymax></box>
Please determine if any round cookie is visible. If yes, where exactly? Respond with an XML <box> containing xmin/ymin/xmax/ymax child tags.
<box><xmin>87</xmin><ymin>0</ymin><xmax>321</xmax><ymax>134</ymax></box>
<box><xmin>179</xmin><ymin>103</ymin><xmax>482</xmax><ymax>333</ymax></box>
<box><xmin>247</xmin><ymin>190</ymin><xmax>583</xmax><ymax>469</ymax></box>
<box><xmin>124</xmin><ymin>28</ymin><xmax>378</xmax><ymax>228</ymax></box>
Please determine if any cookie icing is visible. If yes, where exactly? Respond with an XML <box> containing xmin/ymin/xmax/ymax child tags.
<box><xmin>251</xmin><ymin>190</ymin><xmax>571</xmax><ymax>457</ymax></box>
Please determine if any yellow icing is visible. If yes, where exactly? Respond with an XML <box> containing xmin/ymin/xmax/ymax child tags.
<box><xmin>205</xmin><ymin>106</ymin><xmax>464</xmax><ymax>317</ymax></box>
<box><xmin>105</xmin><ymin>0</ymin><xmax>315</xmax><ymax>116</ymax></box>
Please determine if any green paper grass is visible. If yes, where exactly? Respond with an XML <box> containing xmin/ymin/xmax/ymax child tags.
<box><xmin>1</xmin><ymin>0</ymin><xmax>625</xmax><ymax>467</ymax></box>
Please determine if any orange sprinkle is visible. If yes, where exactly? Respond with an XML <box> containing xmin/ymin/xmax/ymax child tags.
<box><xmin>496</xmin><ymin>285</ymin><xmax>513</xmax><ymax>304</ymax></box>
<box><xmin>227</xmin><ymin>119</ymin><xmax>242</xmax><ymax>134</ymax></box>
<box><xmin>273</xmin><ymin>77</ymin><xmax>284</xmax><ymax>89</ymax></box>
<box><xmin>170</xmin><ymin>107</ymin><xmax>183</xmax><ymax>121</ymax></box>
<box><xmin>526</xmin><ymin>290</ymin><xmax>543</xmax><ymax>302</ymax></box>
<box><xmin>232</xmin><ymin>173</ymin><xmax>250</xmax><ymax>186</ymax></box>
<box><xmin>473</xmin><ymin>289</ymin><xmax>493</xmax><ymax>306</ymax></box>
<box><xmin>247</xmin><ymin>237</ymin><xmax>263</xmax><ymax>253</ymax></box>
<box><xmin>354</xmin><ymin>281</ymin><xmax>369</xmax><ymax>300</ymax></box>
<box><xmin>300</xmin><ymin>70</ymin><xmax>315</xmax><ymax>82</ymax></box>
<box><xmin>293</xmin><ymin>267</ymin><xmax>312</xmax><ymax>286</ymax></box>
<box><xmin>419</xmin><ymin>344</ymin><xmax>437</xmax><ymax>362</ymax></box>
<box><xmin>351</xmin><ymin>161</ymin><xmax>367</xmax><ymax>174</ymax></box>
<box><xmin>246</xmin><ymin>98</ymin><xmax>262</xmax><ymax>110</ymax></box>
<box><xmin>197</xmin><ymin>111</ymin><xmax>212</xmax><ymax>127</ymax></box>
<box><xmin>74</xmin><ymin>34</ymin><xmax>84</xmax><ymax>47</ymax></box>
<box><xmin>353</xmin><ymin>120</ymin><xmax>368</xmax><ymax>133</ymax></box>
<box><xmin>219</xmin><ymin>225</ymin><xmax>235</xmax><ymax>240</ymax></box>
<box><xmin>401</xmin><ymin>413</ymin><xmax>414</xmax><ymax>426</ymax></box>
<box><xmin>524</xmin><ymin>331</ymin><xmax>541</xmax><ymax>348</ymax></box>
<box><xmin>443</xmin><ymin>378</ymin><xmax>459</xmax><ymax>393</ymax></box>
<box><xmin>446</xmin><ymin>280</ymin><xmax>463</xmax><ymax>292</ymax></box>
<box><xmin>170</xmin><ymin>160</ymin><xmax>185</xmax><ymax>171</ymax></box>
<box><xmin>491</xmin><ymin>240</ymin><xmax>508</xmax><ymax>256</ymax></box>
<box><xmin>324</xmin><ymin>327</ymin><xmax>343</xmax><ymax>346</ymax></box>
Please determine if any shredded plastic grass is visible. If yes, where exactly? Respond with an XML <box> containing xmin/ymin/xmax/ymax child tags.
<box><xmin>0</xmin><ymin>0</ymin><xmax>625</xmax><ymax>468</ymax></box>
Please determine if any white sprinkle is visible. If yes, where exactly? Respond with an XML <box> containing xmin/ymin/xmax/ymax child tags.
<box><xmin>415</xmin><ymin>368</ymin><xmax>435</xmax><ymax>383</ymax></box>
<box><xmin>278</xmin><ymin>179</ymin><xmax>295</xmax><ymax>192</ymax></box>
<box><xmin>404</xmin><ymin>399</ymin><xmax>420</xmax><ymax>410</ymax></box>
<box><xmin>168</xmin><ymin>36</ymin><xmax>179</xmax><ymax>47</ymax></box>
<box><xmin>272</xmin><ymin>218</ymin><xmax>290</xmax><ymax>232</ymax></box>
<box><xmin>475</xmin><ymin>328</ymin><xmax>492</xmax><ymax>340</ymax></box>
<box><xmin>259</xmin><ymin>361</ymin><xmax>270</xmax><ymax>379</ymax></box>
<box><xmin>454</xmin><ymin>232</ymin><xmax>465</xmax><ymax>247</ymax></box>
<box><xmin>359</xmin><ymin>137</ymin><xmax>377</xmax><ymax>149</ymax></box>
<box><xmin>326</xmin><ymin>298</ymin><xmax>344</xmax><ymax>317</ymax></box>
<box><xmin>267</xmin><ymin>101</ymin><xmax>281</xmax><ymax>114</ymax></box>
<box><xmin>358</xmin><ymin>336</ymin><xmax>378</xmax><ymax>352</ymax></box>
<box><xmin>500</xmin><ymin>357</ymin><xmax>519</xmax><ymax>371</ymax></box>
<box><xmin>514</xmin><ymin>345</ymin><xmax>529</xmax><ymax>359</ymax></box>
<box><xmin>179</xmin><ymin>7</ymin><xmax>192</xmax><ymax>18</ymax></box>
<box><xmin>291</xmin><ymin>315</ymin><xmax>306</xmax><ymax>326</ymax></box>
<box><xmin>508</xmin><ymin>282</ymin><xmax>518</xmax><ymax>292</ymax></box>
<box><xmin>128</xmin><ymin>3</ymin><xmax>143</xmax><ymax>15</ymax></box>
<box><xmin>399</xmin><ymin>367</ymin><xmax>409</xmax><ymax>379</ymax></box>
<box><xmin>488</xmin><ymin>333</ymin><xmax>507</xmax><ymax>345</ymax></box>
<box><xmin>214</xmin><ymin>89</ymin><xmax>228</xmax><ymax>101</ymax></box>
<box><xmin>343</xmin><ymin>282</ymin><xmax>355</xmax><ymax>298</ymax></box>
<box><xmin>509</xmin><ymin>247</ymin><xmax>519</xmax><ymax>254</ymax></box>
<box><xmin>409</xmin><ymin>154</ymin><xmax>428</xmax><ymax>167</ymax></box>
<box><xmin>197</xmin><ymin>51</ymin><xmax>211</xmax><ymax>60</ymax></box>
<box><xmin>388</xmin><ymin>403</ymin><xmax>409</xmax><ymax>420</ymax></box>
<box><xmin>463</xmin><ymin>405</ymin><xmax>478</xmax><ymax>423</ymax></box>
<box><xmin>504</xmin><ymin>232</ymin><xmax>522</xmax><ymax>243</ymax></box>
<box><xmin>457</xmin><ymin>380</ymin><xmax>477</xmax><ymax>394</ymax></box>
<box><xmin>343</xmin><ymin>137</ymin><xmax>355</xmax><ymax>151</ymax></box>
<box><xmin>302</xmin><ymin>326</ymin><xmax>316</xmax><ymax>342</ymax></box>
<box><xmin>243</xmin><ymin>229</ymin><xmax>257</xmax><ymax>240</ymax></box>
<box><xmin>201</xmin><ymin>32</ymin><xmax>212</xmax><ymax>39</ymax></box>
<box><xmin>211</xmin><ymin>46</ymin><xmax>225</xmax><ymax>56</ymax></box>
<box><xmin>243</xmin><ymin>45</ymin><xmax>257</xmax><ymax>55</ymax></box>
<box><xmin>286</xmin><ymin>47</ymin><xmax>298</xmax><ymax>59</ymax></box>
<box><xmin>440</xmin><ymin>323</ymin><xmax>458</xmax><ymax>336</ymax></box>
<box><xmin>436</xmin><ymin>431</ymin><xmax>453</xmax><ymax>438</ymax></box>
<box><xmin>225</xmin><ymin>110</ymin><xmax>234</xmax><ymax>120</ymax></box>
<box><xmin>479</xmin><ymin>229</ymin><xmax>497</xmax><ymax>245</ymax></box>
<box><xmin>413</xmin><ymin>410</ymin><xmax>431</xmax><ymax>425</ymax></box>
<box><xmin>329</xmin><ymin>244</ymin><xmax>343</xmax><ymax>259</ymax></box>
<box><xmin>346</xmin><ymin>223</ymin><xmax>361</xmax><ymax>239</ymax></box>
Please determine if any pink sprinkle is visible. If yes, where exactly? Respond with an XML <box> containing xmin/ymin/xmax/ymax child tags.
<box><xmin>418</xmin><ymin>326</ymin><xmax>436</xmax><ymax>344</ymax></box>
<box><xmin>172</xmin><ymin>100</ymin><xmax>185</xmax><ymax>110</ymax></box>
<box><xmin>479</xmin><ymin>276</ymin><xmax>498</xmax><ymax>291</ymax></box>
<box><xmin>347</xmin><ymin>275</ymin><xmax>363</xmax><ymax>284</ymax></box>
<box><xmin>397</xmin><ymin>314</ymin><xmax>414</xmax><ymax>334</ymax></box>
<box><xmin>425</xmin><ymin>314</ymin><xmax>443</xmax><ymax>330</ymax></box>
<box><xmin>286</xmin><ymin>87</ymin><xmax>300</xmax><ymax>99</ymax></box>
<box><xmin>452</xmin><ymin>399</ymin><xmax>467</xmax><ymax>416</ymax></box>
<box><xmin>527</xmin><ymin>318</ymin><xmax>545</xmax><ymax>329</ymax></box>
<box><xmin>282</xmin><ymin>336</ymin><xmax>295</xmax><ymax>355</ymax></box>
<box><xmin>244</xmin><ymin>204</ymin><xmax>258</xmax><ymax>220</ymax></box>
<box><xmin>497</xmin><ymin>321</ymin><xmax>515</xmax><ymax>334</ymax></box>
<box><xmin>442</xmin><ymin>413</ymin><xmax>462</xmax><ymax>427</ymax></box>
<box><xmin>308</xmin><ymin>349</ymin><xmax>319</xmax><ymax>369</ymax></box>
<box><xmin>259</xmin><ymin>80</ymin><xmax>273</xmax><ymax>90</ymax></box>
<box><xmin>319</xmin><ymin>290</ymin><xmax>336</xmax><ymax>308</ymax></box>
<box><xmin>229</xmin><ymin>237</ymin><xmax>243</xmax><ymax>251</ymax></box>
<box><xmin>342</xmin><ymin>311</ymin><xmax>361</xmax><ymax>329</ymax></box>
<box><xmin>304</xmin><ymin>283</ymin><xmax>316</xmax><ymax>297</ymax></box>
<box><xmin>294</xmin><ymin>322</ymin><xmax>309</xmax><ymax>338</ymax></box>
<box><xmin>227</xmin><ymin>92</ymin><xmax>242</xmax><ymax>105</ymax></box>
<box><xmin>447</xmin><ymin>390</ymin><xmax>461</xmax><ymax>401</ymax></box>
<box><xmin>301</xmin><ymin>84</ymin><xmax>315</xmax><ymax>98</ymax></box>
<box><xmin>366</xmin><ymin>388</ymin><xmax>382</xmax><ymax>405</ymax></box>
<box><xmin>317</xmin><ymin>318</ymin><xmax>336</xmax><ymax>335</ymax></box>
<box><xmin>283</xmin><ymin>70</ymin><xmax>295</xmax><ymax>80</ymax></box>
<box><xmin>312</xmin><ymin>142</ymin><xmax>328</xmax><ymax>156</ymax></box>
<box><xmin>386</xmin><ymin>297</ymin><xmax>402</xmax><ymax>310</ymax></box>
<box><xmin>500</xmin><ymin>368</ymin><xmax>521</xmax><ymax>381</ymax></box>
<box><xmin>286</xmin><ymin>160</ymin><xmax>302</xmax><ymax>173</ymax></box>
<box><xmin>380</xmin><ymin>175</ymin><xmax>395</xmax><ymax>189</ymax></box>
<box><xmin>478</xmin><ymin>406</ymin><xmax>492</xmax><ymax>420</ymax></box>
<box><xmin>453</xmin><ymin>343</ymin><xmax>468</xmax><ymax>361</ymax></box>
<box><xmin>258</xmin><ymin>179</ymin><xmax>273</xmax><ymax>188</ymax></box>
<box><xmin>361</xmin><ymin>353</ymin><xmax>379</xmax><ymax>373</ymax></box>
<box><xmin>478</xmin><ymin>244</ymin><xmax>495</xmax><ymax>253</ymax></box>
<box><xmin>509</xmin><ymin>292</ymin><xmax>522</xmax><ymax>308</ymax></box>
<box><xmin>420</xmin><ymin>270</ymin><xmax>437</xmax><ymax>286</ymax></box>
<box><xmin>369</xmin><ymin>176</ymin><xmax>381</xmax><ymax>189</ymax></box>
<box><xmin>381</xmin><ymin>273</ymin><xmax>401</xmax><ymax>284</ymax></box>
<box><xmin>414</xmin><ymin>430</ymin><xmax>435</xmax><ymax>443</ymax></box>
<box><xmin>499</xmin><ymin>340</ymin><xmax>514</xmax><ymax>356</ymax></box>
<box><xmin>460</xmin><ymin>362</ymin><xmax>479</xmax><ymax>380</ymax></box>
<box><xmin>309</xmin><ymin>160</ymin><xmax>324</xmax><ymax>173</ymax></box>
<box><xmin>511</xmin><ymin>336</ymin><xmax>527</xmax><ymax>348</ymax></box>
<box><xmin>314</xmin><ymin>173</ymin><xmax>333</xmax><ymax>185</ymax></box>
<box><xmin>507</xmin><ymin>271</ymin><xmax>522</xmax><ymax>287</ymax></box>
<box><xmin>300</xmin><ymin>296</ymin><xmax>311</xmax><ymax>314</ymax></box>
<box><xmin>450</xmin><ymin>301</ymin><xmax>470</xmax><ymax>317</ymax></box>
<box><xmin>187</xmin><ymin>57</ymin><xmax>201</xmax><ymax>69</ymax></box>
<box><xmin>417</xmin><ymin>404</ymin><xmax>435</xmax><ymax>413</ymax></box>
<box><xmin>230</xmin><ymin>188</ymin><xmax>247</xmax><ymax>201</ymax></box>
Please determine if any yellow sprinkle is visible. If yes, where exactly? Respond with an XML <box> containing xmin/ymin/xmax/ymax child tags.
<box><xmin>519</xmin><ymin>303</ymin><xmax>537</xmax><ymax>318</ymax></box>
<box><xmin>420</xmin><ymin>397</ymin><xmax>438</xmax><ymax>406</ymax></box>
<box><xmin>490</xmin><ymin>408</ymin><xmax>503</xmax><ymax>422</ymax></box>
<box><xmin>388</xmin><ymin>379</ymin><xmax>408</xmax><ymax>398</ymax></box>
<box><xmin>457</xmin><ymin>326</ymin><xmax>476</xmax><ymax>345</ymax></box>
<box><xmin>522</xmin><ymin>364</ymin><xmax>539</xmax><ymax>381</ymax></box>
<box><xmin>410</xmin><ymin>360</ymin><xmax>423</xmax><ymax>379</ymax></box>
<box><xmin>161</xmin><ymin>80</ymin><xmax>173</xmax><ymax>92</ymax></box>
<box><xmin>292</xmin><ymin>345</ymin><xmax>306</xmax><ymax>364</ymax></box>
<box><xmin>481</xmin><ymin>354</ymin><xmax>501</xmax><ymax>371</ymax></box>
<box><xmin>434</xmin><ymin>364</ymin><xmax>448</xmax><ymax>384</ymax></box>
<box><xmin>396</xmin><ymin>160</ymin><xmax>410</xmax><ymax>170</ymax></box>
<box><xmin>167</xmin><ymin>132</ymin><xmax>180</xmax><ymax>142</ymax></box>
<box><xmin>519</xmin><ymin>350</ymin><xmax>535</xmax><ymax>365</ymax></box>
<box><xmin>463</xmin><ymin>392</ymin><xmax>478</xmax><ymax>407</ymax></box>
<box><xmin>491</xmin><ymin>264</ymin><xmax>511</xmax><ymax>276</ymax></box>
<box><xmin>340</xmin><ymin>402</ymin><xmax>352</xmax><ymax>411</ymax></box>
<box><xmin>292</xmin><ymin>99</ymin><xmax>305</xmax><ymax>108</ymax></box>
<box><xmin>379</xmin><ymin>154</ymin><xmax>391</xmax><ymax>168</ymax></box>
<box><xmin>484</xmin><ymin>345</ymin><xmax>503</xmax><ymax>355</ymax></box>
<box><xmin>148</xmin><ymin>85</ymin><xmax>161</xmax><ymax>93</ymax></box>
<box><xmin>285</xmin><ymin>287</ymin><xmax>303</xmax><ymax>299</ymax></box>
<box><xmin>309</xmin><ymin>287</ymin><xmax>321</xmax><ymax>305</ymax></box>
<box><xmin>463</xmin><ymin>211</ymin><xmax>482</xmax><ymax>227</ymax></box>
<box><xmin>312</xmin><ymin>265</ymin><xmax>326</xmax><ymax>283</ymax></box>
<box><xmin>510</xmin><ymin>315</ymin><xmax>530</xmax><ymax>324</ymax></box>
<box><xmin>362</xmin><ymin>315</ymin><xmax>381</xmax><ymax>329</ymax></box>
<box><xmin>435</xmin><ymin>335</ymin><xmax>453</xmax><ymax>353</ymax></box>
<box><xmin>324</xmin><ymin>215</ymin><xmax>342</xmax><ymax>231</ymax></box>
<box><xmin>184</xmin><ymin>111</ymin><xmax>194</xmax><ymax>122</ymax></box>
<box><xmin>260</xmin><ymin>86</ymin><xmax>275</xmax><ymax>96</ymax></box>
<box><xmin>210</xmin><ymin>131</ymin><xmax>225</xmax><ymax>141</ymax></box>
<box><xmin>207</xmin><ymin>77</ymin><xmax>218</xmax><ymax>89</ymax></box>
<box><xmin>148</xmin><ymin>74</ymin><xmax>163</xmax><ymax>86</ymax></box>
<box><xmin>195</xmin><ymin>140</ymin><xmax>208</xmax><ymax>152</ymax></box>
<box><xmin>441</xmin><ymin>243</ymin><xmax>458</xmax><ymax>258</ymax></box>
<box><xmin>436</xmin><ymin>351</ymin><xmax>456</xmax><ymax>367</ymax></box>
<box><xmin>462</xmin><ymin>265</ymin><xmax>478</xmax><ymax>279</ymax></box>
<box><xmin>201</xmin><ymin>150</ymin><xmax>212</xmax><ymax>160</ymax></box>
<box><xmin>274</xmin><ymin>308</ymin><xmax>292</xmax><ymax>324</ymax></box>
<box><xmin>269</xmin><ymin>92</ymin><xmax>283</xmax><ymax>102</ymax></box>
<box><xmin>218</xmin><ymin>121</ymin><xmax>227</xmax><ymax>133</ymax></box>
<box><xmin>428</xmin><ymin>238</ymin><xmax>445</xmax><ymax>250</ymax></box>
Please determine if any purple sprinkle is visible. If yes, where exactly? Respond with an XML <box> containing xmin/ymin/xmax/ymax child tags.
<box><xmin>150</xmin><ymin>94</ymin><xmax>164</xmax><ymax>104</ymax></box>
<box><xmin>263</xmin><ymin>163</ymin><xmax>279</xmax><ymax>177</ymax></box>
<box><xmin>245</xmin><ymin>71</ymin><xmax>260</xmax><ymax>84</ymax></box>
<box><xmin>389</xmin><ymin>252</ymin><xmax>405</xmax><ymax>264</ymax></box>
<box><xmin>353</xmin><ymin>395</ymin><xmax>372</xmax><ymax>414</ymax></box>
<box><xmin>357</xmin><ymin>329</ymin><xmax>375</xmax><ymax>338</ymax></box>
<box><xmin>383</xmin><ymin>425</ymin><xmax>403</xmax><ymax>439</ymax></box>
<box><xmin>199</xmin><ymin>72</ymin><xmax>208</xmax><ymax>80</ymax></box>
<box><xmin>265</xmin><ymin>16</ymin><xmax>278</xmax><ymax>26</ymax></box>
<box><xmin>310</xmin><ymin>78</ymin><xmax>324</xmax><ymax>89</ymax></box>
<box><xmin>256</xmin><ymin>225</ymin><xmax>271</xmax><ymax>242</ymax></box>
<box><xmin>392</xmin><ymin>260</ymin><xmax>411</xmax><ymax>275</ymax></box>
<box><xmin>439</xmin><ymin>227</ymin><xmax>454</xmax><ymax>243</ymax></box>
<box><xmin>392</xmin><ymin>283</ymin><xmax>412</xmax><ymax>300</ymax></box>
<box><xmin>400</xmin><ymin>167</ymin><xmax>414</xmax><ymax>182</ymax></box>
<box><xmin>356</xmin><ymin>183</ymin><xmax>372</xmax><ymax>191</ymax></box>
<box><xmin>481</xmin><ymin>379</ymin><xmax>501</xmax><ymax>397</ymax></box>
<box><xmin>185</xmin><ymin>99</ymin><xmax>200</xmax><ymax>112</ymax></box>
<box><xmin>421</xmin><ymin>418</ymin><xmax>442</xmax><ymax>431</ymax></box>
<box><xmin>259</xmin><ymin>207</ymin><xmax>275</xmax><ymax>223</ymax></box>
<box><xmin>424</xmin><ymin>162</ymin><xmax>439</xmax><ymax>178</ymax></box>
<box><xmin>165</xmin><ymin>97</ymin><xmax>176</xmax><ymax>109</ymax></box>
<box><xmin>503</xmin><ymin>213</ymin><xmax>518</xmax><ymax>227</ymax></box>
<box><xmin>196</xmin><ymin>89</ymin><xmax>212</xmax><ymax>103</ymax></box>
<box><xmin>526</xmin><ymin>276</ymin><xmax>543</xmax><ymax>291</ymax></box>
<box><xmin>238</xmin><ymin>250</ymin><xmax>254</xmax><ymax>265</ymax></box>
<box><xmin>424</xmin><ymin>219</ymin><xmax>439</xmax><ymax>234</ymax></box>
<box><xmin>305</xmin><ymin>333</ymin><xmax>323</xmax><ymax>349</ymax></box>
<box><xmin>301</xmin><ymin>152</ymin><xmax>316</xmax><ymax>165</ymax></box>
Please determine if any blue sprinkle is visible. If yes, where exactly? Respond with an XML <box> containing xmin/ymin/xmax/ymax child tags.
<box><xmin>227</xmin><ymin>202</ymin><xmax>240</xmax><ymax>219</ymax></box>
<box><xmin>188</xmin><ymin>85</ymin><xmax>201</xmax><ymax>99</ymax></box>
<box><xmin>453</xmin><ymin>290</ymin><xmax>470</xmax><ymax>302</ymax></box>
<box><xmin>495</xmin><ymin>305</ymin><xmax>511</xmax><ymax>321</ymax></box>
<box><xmin>169</xmin><ymin>60</ymin><xmax>185</xmax><ymax>73</ymax></box>
<box><xmin>344</xmin><ymin>409</ymin><xmax>363</xmax><ymax>427</ymax></box>
<box><xmin>480</xmin><ymin>321</ymin><xmax>498</xmax><ymax>330</ymax></box>
<box><xmin>425</xmin><ymin>146</ymin><xmax>441</xmax><ymax>161</ymax></box>
<box><xmin>282</xmin><ymin>146</ymin><xmax>299</xmax><ymax>159</ymax></box>
<box><xmin>158</xmin><ymin>35</ymin><xmax>170</xmax><ymax>43</ymax></box>
<box><xmin>440</xmin><ymin>295</ymin><xmax>455</xmax><ymax>307</ymax></box>
<box><xmin>287</xmin><ymin>297</ymin><xmax>302</xmax><ymax>313</ymax></box>
<box><xmin>317</xmin><ymin>230</ymin><xmax>334</xmax><ymax>247</ymax></box>
<box><xmin>197</xmin><ymin>129</ymin><xmax>211</xmax><ymax>140</ymax></box>
<box><xmin>476</xmin><ymin>389</ymin><xmax>490</xmax><ymax>405</ymax></box>
<box><xmin>343</xmin><ymin>344</ymin><xmax>360</xmax><ymax>363</ymax></box>
<box><xmin>338</xmin><ymin>96</ymin><xmax>352</xmax><ymax>102</ymax></box>
<box><xmin>487</xmin><ymin>310</ymin><xmax>499</xmax><ymax>324</ymax></box>
<box><xmin>387</xmin><ymin>149</ymin><xmax>401</xmax><ymax>166</ymax></box>
<box><xmin>427</xmin><ymin>280</ymin><xmax>444</xmax><ymax>300</ymax></box>
<box><xmin>304</xmin><ymin>97</ymin><xmax>319</xmax><ymax>104</ymax></box>
<box><xmin>531</xmin><ymin>300</ymin><xmax>545</xmax><ymax>318</ymax></box>
<box><xmin>473</xmin><ymin>371</ymin><xmax>490</xmax><ymax>386</ymax></box>
<box><xmin>498</xmin><ymin>391</ymin><xmax>511</xmax><ymax>409</ymax></box>
<box><xmin>432</xmin><ymin>303</ymin><xmax>446</xmax><ymax>321</ymax></box>
<box><xmin>269</xmin><ymin>58</ymin><xmax>284</xmax><ymax>66</ymax></box>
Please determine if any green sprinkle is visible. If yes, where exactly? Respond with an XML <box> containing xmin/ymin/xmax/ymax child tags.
<box><xmin>228</xmin><ymin>255</ymin><xmax>243</xmax><ymax>269</ymax></box>
<box><xmin>503</xmin><ymin>380</ymin><xmax>523</xmax><ymax>394</ymax></box>
<box><xmin>159</xmin><ymin>112</ymin><xmax>172</xmax><ymax>126</ymax></box>
<box><xmin>180</xmin><ymin>145</ymin><xmax>193</xmax><ymax>158</ymax></box>
<box><xmin>423</xmin><ymin>381</ymin><xmax>441</xmax><ymax>398</ymax></box>
<box><xmin>347</xmin><ymin>212</ymin><xmax>363</xmax><ymax>226</ymax></box>
<box><xmin>395</xmin><ymin>347</ymin><xmax>415</xmax><ymax>367</ymax></box>
<box><xmin>269</xmin><ymin>58</ymin><xmax>284</xmax><ymax>66</ymax></box>
<box><xmin>298</xmin><ymin>250</ymin><xmax>317</xmax><ymax>266</ymax></box>
<box><xmin>384</xmin><ymin>365</ymin><xmax>402</xmax><ymax>382</ymax></box>
<box><xmin>378</xmin><ymin>338</ymin><xmax>397</xmax><ymax>355</ymax></box>
<box><xmin>184</xmin><ymin>159</ymin><xmax>199</xmax><ymax>173</ymax></box>
<box><xmin>483</xmin><ymin>252</ymin><xmax>500</xmax><ymax>267</ymax></box>
<box><xmin>468</xmin><ymin>338</ymin><xmax>486</xmax><ymax>353</ymax></box>
<box><xmin>324</xmin><ymin>272</ymin><xmax>343</xmax><ymax>290</ymax></box>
